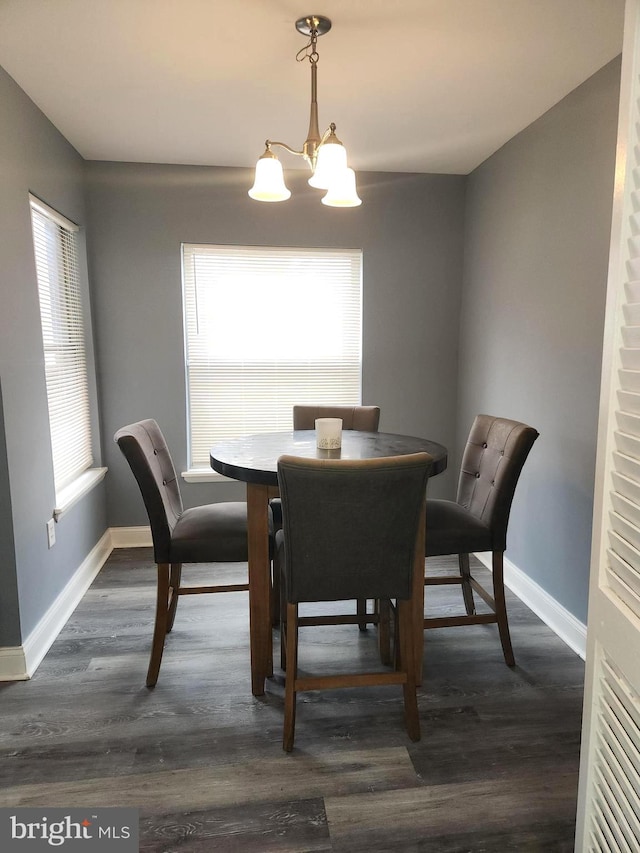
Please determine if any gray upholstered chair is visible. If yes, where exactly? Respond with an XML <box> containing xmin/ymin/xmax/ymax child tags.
<box><xmin>114</xmin><ymin>419</ymin><xmax>257</xmax><ymax>688</ymax></box>
<box><xmin>423</xmin><ymin>415</ymin><xmax>539</xmax><ymax>666</ymax></box>
<box><xmin>271</xmin><ymin>404</ymin><xmax>381</xmax><ymax>627</ymax></box>
<box><xmin>276</xmin><ymin>451</ymin><xmax>431</xmax><ymax>751</ymax></box>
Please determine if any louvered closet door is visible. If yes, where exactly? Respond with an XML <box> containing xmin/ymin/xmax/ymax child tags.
<box><xmin>575</xmin><ymin>2</ymin><xmax>640</xmax><ymax>850</ymax></box>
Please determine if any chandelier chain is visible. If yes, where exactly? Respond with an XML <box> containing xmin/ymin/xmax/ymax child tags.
<box><xmin>296</xmin><ymin>29</ymin><xmax>320</xmax><ymax>65</ymax></box>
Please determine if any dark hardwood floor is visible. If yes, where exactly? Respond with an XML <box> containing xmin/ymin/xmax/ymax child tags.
<box><xmin>0</xmin><ymin>549</ymin><xmax>584</xmax><ymax>851</ymax></box>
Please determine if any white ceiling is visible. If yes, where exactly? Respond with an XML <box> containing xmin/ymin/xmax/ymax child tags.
<box><xmin>0</xmin><ymin>0</ymin><xmax>625</xmax><ymax>175</ymax></box>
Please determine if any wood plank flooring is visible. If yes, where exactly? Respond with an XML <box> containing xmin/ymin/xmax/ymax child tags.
<box><xmin>0</xmin><ymin>549</ymin><xmax>584</xmax><ymax>851</ymax></box>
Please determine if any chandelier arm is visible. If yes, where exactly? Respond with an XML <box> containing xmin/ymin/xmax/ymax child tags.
<box><xmin>266</xmin><ymin>140</ymin><xmax>306</xmax><ymax>158</ymax></box>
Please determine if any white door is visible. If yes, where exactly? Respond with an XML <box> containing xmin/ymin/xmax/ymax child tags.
<box><xmin>575</xmin><ymin>2</ymin><xmax>640</xmax><ymax>849</ymax></box>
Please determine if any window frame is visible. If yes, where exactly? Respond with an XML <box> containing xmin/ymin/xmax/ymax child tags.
<box><xmin>29</xmin><ymin>194</ymin><xmax>106</xmax><ymax>517</ymax></box>
<box><xmin>181</xmin><ymin>243</ymin><xmax>363</xmax><ymax>480</ymax></box>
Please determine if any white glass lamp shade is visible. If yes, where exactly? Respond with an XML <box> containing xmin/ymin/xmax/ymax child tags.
<box><xmin>322</xmin><ymin>168</ymin><xmax>362</xmax><ymax>207</ymax></box>
<box><xmin>248</xmin><ymin>153</ymin><xmax>291</xmax><ymax>202</ymax></box>
<box><xmin>308</xmin><ymin>140</ymin><xmax>348</xmax><ymax>189</ymax></box>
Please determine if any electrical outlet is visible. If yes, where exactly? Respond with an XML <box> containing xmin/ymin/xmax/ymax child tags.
<box><xmin>46</xmin><ymin>518</ymin><xmax>56</xmax><ymax>549</ymax></box>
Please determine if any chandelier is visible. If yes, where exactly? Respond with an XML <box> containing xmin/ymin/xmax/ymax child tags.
<box><xmin>248</xmin><ymin>15</ymin><xmax>361</xmax><ymax>207</ymax></box>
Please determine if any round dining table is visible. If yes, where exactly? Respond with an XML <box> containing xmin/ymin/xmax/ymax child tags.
<box><xmin>210</xmin><ymin>430</ymin><xmax>448</xmax><ymax>696</ymax></box>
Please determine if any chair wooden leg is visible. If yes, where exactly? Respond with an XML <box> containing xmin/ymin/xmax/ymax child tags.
<box><xmin>283</xmin><ymin>602</ymin><xmax>299</xmax><ymax>752</ymax></box>
<box><xmin>280</xmin><ymin>625</ymin><xmax>287</xmax><ymax>671</ymax></box>
<box><xmin>280</xmin><ymin>560</ymin><xmax>287</xmax><ymax>671</ymax></box>
<box><xmin>377</xmin><ymin>598</ymin><xmax>392</xmax><ymax>665</ymax></box>
<box><xmin>146</xmin><ymin>562</ymin><xmax>171</xmax><ymax>688</ymax></box>
<box><xmin>458</xmin><ymin>553</ymin><xmax>476</xmax><ymax>616</ymax></box>
<box><xmin>166</xmin><ymin>562</ymin><xmax>182</xmax><ymax>632</ymax></box>
<box><xmin>271</xmin><ymin>550</ymin><xmax>281</xmax><ymax>628</ymax></box>
<box><xmin>492</xmin><ymin>551</ymin><xmax>515</xmax><ymax>667</ymax></box>
<box><xmin>357</xmin><ymin>598</ymin><xmax>368</xmax><ymax>631</ymax></box>
<box><xmin>397</xmin><ymin>598</ymin><xmax>420</xmax><ymax>742</ymax></box>
<box><xmin>393</xmin><ymin>600</ymin><xmax>401</xmax><ymax>670</ymax></box>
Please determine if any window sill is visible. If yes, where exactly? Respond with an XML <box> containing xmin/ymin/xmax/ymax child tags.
<box><xmin>181</xmin><ymin>468</ymin><xmax>235</xmax><ymax>484</ymax></box>
<box><xmin>54</xmin><ymin>467</ymin><xmax>108</xmax><ymax>521</ymax></box>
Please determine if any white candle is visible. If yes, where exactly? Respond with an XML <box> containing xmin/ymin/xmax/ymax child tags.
<box><xmin>315</xmin><ymin>417</ymin><xmax>343</xmax><ymax>449</ymax></box>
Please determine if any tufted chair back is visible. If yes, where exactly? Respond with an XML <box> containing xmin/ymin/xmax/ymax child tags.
<box><xmin>456</xmin><ymin>415</ymin><xmax>539</xmax><ymax>552</ymax></box>
<box><xmin>114</xmin><ymin>419</ymin><xmax>183</xmax><ymax>563</ymax></box>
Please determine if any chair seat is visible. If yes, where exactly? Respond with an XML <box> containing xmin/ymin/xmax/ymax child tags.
<box><xmin>425</xmin><ymin>499</ymin><xmax>493</xmax><ymax>556</ymax></box>
<box><xmin>170</xmin><ymin>502</ymin><xmax>250</xmax><ymax>563</ymax></box>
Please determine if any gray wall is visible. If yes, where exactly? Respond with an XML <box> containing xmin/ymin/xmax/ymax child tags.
<box><xmin>0</xmin><ymin>379</ymin><xmax>19</xmax><ymax>641</ymax></box>
<box><xmin>0</xmin><ymin>65</ymin><xmax>107</xmax><ymax>646</ymax></box>
<box><xmin>458</xmin><ymin>58</ymin><xmax>621</xmax><ymax>623</ymax></box>
<box><xmin>85</xmin><ymin>164</ymin><xmax>466</xmax><ymax>526</ymax></box>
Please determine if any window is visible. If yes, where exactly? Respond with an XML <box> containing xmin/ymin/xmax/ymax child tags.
<box><xmin>182</xmin><ymin>244</ymin><xmax>362</xmax><ymax>471</ymax></box>
<box><xmin>30</xmin><ymin>195</ymin><xmax>98</xmax><ymax>509</ymax></box>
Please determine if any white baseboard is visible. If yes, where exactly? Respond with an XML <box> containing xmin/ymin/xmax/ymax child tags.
<box><xmin>0</xmin><ymin>530</ymin><xmax>113</xmax><ymax>681</ymax></box>
<box><xmin>0</xmin><ymin>646</ymin><xmax>29</xmax><ymax>681</ymax></box>
<box><xmin>109</xmin><ymin>525</ymin><xmax>152</xmax><ymax>548</ymax></box>
<box><xmin>474</xmin><ymin>551</ymin><xmax>587</xmax><ymax>660</ymax></box>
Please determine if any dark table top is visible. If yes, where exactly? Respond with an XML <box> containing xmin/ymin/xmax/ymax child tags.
<box><xmin>210</xmin><ymin>430</ymin><xmax>448</xmax><ymax>486</ymax></box>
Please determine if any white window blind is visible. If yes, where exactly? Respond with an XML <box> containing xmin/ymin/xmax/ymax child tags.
<box><xmin>30</xmin><ymin>196</ymin><xmax>93</xmax><ymax>494</ymax></box>
<box><xmin>182</xmin><ymin>244</ymin><xmax>362</xmax><ymax>469</ymax></box>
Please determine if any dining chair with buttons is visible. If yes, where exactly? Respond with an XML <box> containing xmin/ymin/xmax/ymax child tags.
<box><xmin>276</xmin><ymin>451</ymin><xmax>432</xmax><ymax>751</ymax></box>
<box><xmin>114</xmin><ymin>418</ymin><xmax>262</xmax><ymax>687</ymax></box>
<box><xmin>270</xmin><ymin>404</ymin><xmax>381</xmax><ymax>629</ymax></box>
<box><xmin>423</xmin><ymin>414</ymin><xmax>539</xmax><ymax>666</ymax></box>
